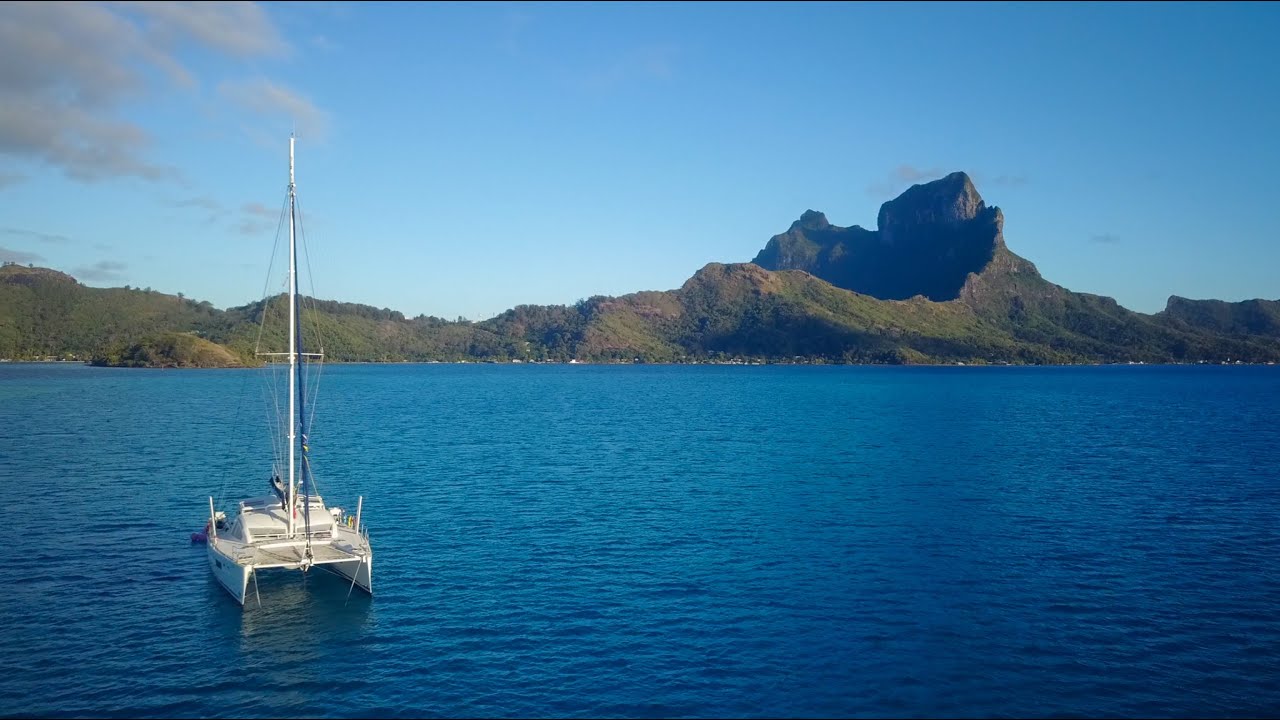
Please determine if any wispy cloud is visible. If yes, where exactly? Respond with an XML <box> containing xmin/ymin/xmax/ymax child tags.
<box><xmin>1</xmin><ymin>226</ymin><xmax>72</xmax><ymax>244</ymax></box>
<box><xmin>310</xmin><ymin>34</ymin><xmax>338</xmax><ymax>51</ymax></box>
<box><xmin>499</xmin><ymin>9</ymin><xmax>533</xmax><ymax>57</ymax></box>
<box><xmin>243</xmin><ymin>201</ymin><xmax>278</xmax><ymax>219</ymax></box>
<box><xmin>866</xmin><ymin>165</ymin><xmax>945</xmax><ymax>198</ymax></box>
<box><xmin>0</xmin><ymin>2</ymin><xmax>290</xmax><ymax>183</ymax></box>
<box><xmin>1091</xmin><ymin>233</ymin><xmax>1121</xmax><ymax>245</ymax></box>
<box><xmin>236</xmin><ymin>220</ymin><xmax>275</xmax><ymax>236</ymax></box>
<box><xmin>219</xmin><ymin>78</ymin><xmax>330</xmax><ymax>141</ymax></box>
<box><xmin>162</xmin><ymin>196</ymin><xmax>280</xmax><ymax>234</ymax></box>
<box><xmin>982</xmin><ymin>173</ymin><xmax>1030</xmax><ymax>187</ymax></box>
<box><xmin>581</xmin><ymin>45</ymin><xmax>679</xmax><ymax>91</ymax></box>
<box><xmin>894</xmin><ymin>165</ymin><xmax>945</xmax><ymax>184</ymax></box>
<box><xmin>0</xmin><ymin>246</ymin><xmax>45</xmax><ymax>264</ymax></box>
<box><xmin>115</xmin><ymin>1</ymin><xmax>287</xmax><ymax>58</ymax></box>
<box><xmin>867</xmin><ymin>166</ymin><xmax>1031</xmax><ymax>198</ymax></box>
<box><xmin>74</xmin><ymin>260</ymin><xmax>127</xmax><ymax>282</ymax></box>
<box><xmin>235</xmin><ymin>200</ymin><xmax>281</xmax><ymax>235</ymax></box>
<box><xmin>0</xmin><ymin>171</ymin><xmax>26</xmax><ymax>188</ymax></box>
<box><xmin>500</xmin><ymin>15</ymin><xmax>676</xmax><ymax>93</ymax></box>
<box><xmin>167</xmin><ymin>195</ymin><xmax>224</xmax><ymax>212</ymax></box>
<box><xmin>164</xmin><ymin>194</ymin><xmax>226</xmax><ymax>224</ymax></box>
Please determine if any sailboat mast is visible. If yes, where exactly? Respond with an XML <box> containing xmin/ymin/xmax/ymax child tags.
<box><xmin>287</xmin><ymin>135</ymin><xmax>297</xmax><ymax>539</ymax></box>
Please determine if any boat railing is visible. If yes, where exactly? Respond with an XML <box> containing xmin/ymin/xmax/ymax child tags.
<box><xmin>212</xmin><ymin>538</ymin><xmax>257</xmax><ymax>563</ymax></box>
<box><xmin>245</xmin><ymin>529</ymin><xmax>334</xmax><ymax>543</ymax></box>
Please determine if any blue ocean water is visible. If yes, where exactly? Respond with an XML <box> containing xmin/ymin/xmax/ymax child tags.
<box><xmin>0</xmin><ymin>362</ymin><xmax>1278</xmax><ymax>718</ymax></box>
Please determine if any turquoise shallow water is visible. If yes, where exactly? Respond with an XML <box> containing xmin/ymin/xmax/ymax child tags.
<box><xmin>1</xmin><ymin>363</ymin><xmax>1278</xmax><ymax>718</ymax></box>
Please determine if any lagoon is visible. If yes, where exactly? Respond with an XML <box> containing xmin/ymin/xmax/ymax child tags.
<box><xmin>1</xmin><ymin>363</ymin><xmax>1277</xmax><ymax>718</ymax></box>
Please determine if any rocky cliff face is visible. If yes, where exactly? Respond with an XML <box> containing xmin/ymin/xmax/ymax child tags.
<box><xmin>876</xmin><ymin>171</ymin><xmax>993</xmax><ymax>245</ymax></box>
<box><xmin>751</xmin><ymin>171</ymin><xmax>1016</xmax><ymax>301</ymax></box>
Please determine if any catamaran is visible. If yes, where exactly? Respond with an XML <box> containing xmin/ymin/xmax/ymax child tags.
<box><xmin>204</xmin><ymin>136</ymin><xmax>373</xmax><ymax>606</ymax></box>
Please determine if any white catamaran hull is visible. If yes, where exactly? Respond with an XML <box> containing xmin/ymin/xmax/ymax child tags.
<box><xmin>207</xmin><ymin>549</ymin><xmax>372</xmax><ymax>605</ymax></box>
<box><xmin>324</xmin><ymin>554</ymin><xmax>373</xmax><ymax>595</ymax></box>
<box><xmin>208</xmin><ymin>543</ymin><xmax>250</xmax><ymax>606</ymax></box>
<box><xmin>206</xmin><ymin>520</ymin><xmax>373</xmax><ymax>605</ymax></box>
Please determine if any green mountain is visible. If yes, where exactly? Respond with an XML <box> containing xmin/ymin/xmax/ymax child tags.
<box><xmin>745</xmin><ymin>172</ymin><xmax>1280</xmax><ymax>363</ymax></box>
<box><xmin>2</xmin><ymin>172</ymin><xmax>1278</xmax><ymax>365</ymax></box>
<box><xmin>0</xmin><ymin>264</ymin><xmax>219</xmax><ymax>361</ymax></box>
<box><xmin>1156</xmin><ymin>296</ymin><xmax>1280</xmax><ymax>339</ymax></box>
<box><xmin>90</xmin><ymin>332</ymin><xmax>252</xmax><ymax>368</ymax></box>
<box><xmin>0</xmin><ymin>263</ymin><xmax>503</xmax><ymax>365</ymax></box>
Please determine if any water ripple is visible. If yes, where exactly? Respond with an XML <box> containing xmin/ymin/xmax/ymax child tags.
<box><xmin>1</xmin><ymin>363</ymin><xmax>1278</xmax><ymax>717</ymax></box>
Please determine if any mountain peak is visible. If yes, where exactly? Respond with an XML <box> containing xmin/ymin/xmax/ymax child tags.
<box><xmin>877</xmin><ymin>170</ymin><xmax>985</xmax><ymax>232</ymax></box>
<box><xmin>750</xmin><ymin>170</ymin><xmax>1020</xmax><ymax>302</ymax></box>
<box><xmin>791</xmin><ymin>210</ymin><xmax>831</xmax><ymax>231</ymax></box>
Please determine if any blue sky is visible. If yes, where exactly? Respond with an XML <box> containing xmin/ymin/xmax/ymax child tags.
<box><xmin>1</xmin><ymin>1</ymin><xmax>1277</xmax><ymax>319</ymax></box>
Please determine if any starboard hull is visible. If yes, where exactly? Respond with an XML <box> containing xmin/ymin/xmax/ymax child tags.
<box><xmin>324</xmin><ymin>554</ymin><xmax>373</xmax><ymax>596</ymax></box>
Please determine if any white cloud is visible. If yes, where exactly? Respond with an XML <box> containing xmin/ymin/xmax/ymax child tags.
<box><xmin>219</xmin><ymin>78</ymin><xmax>330</xmax><ymax>141</ymax></box>
<box><xmin>163</xmin><ymin>194</ymin><xmax>227</xmax><ymax>225</ymax></box>
<box><xmin>867</xmin><ymin>167</ymin><xmax>1031</xmax><ymax>199</ymax></box>
<box><xmin>983</xmin><ymin>174</ymin><xmax>1030</xmax><ymax>187</ymax></box>
<box><xmin>166</xmin><ymin>195</ymin><xmax>224</xmax><ymax>213</ymax></box>
<box><xmin>74</xmin><ymin>259</ymin><xmax>128</xmax><ymax>281</ymax></box>
<box><xmin>893</xmin><ymin>165</ymin><xmax>944</xmax><ymax>184</ymax></box>
<box><xmin>115</xmin><ymin>1</ymin><xmax>287</xmax><ymax>58</ymax></box>
<box><xmin>1</xmin><ymin>226</ymin><xmax>73</xmax><ymax>244</ymax></box>
<box><xmin>0</xmin><ymin>2</ymin><xmax>293</xmax><ymax>183</ymax></box>
<box><xmin>0</xmin><ymin>246</ymin><xmax>45</xmax><ymax>264</ymax></box>
<box><xmin>499</xmin><ymin>9</ymin><xmax>533</xmax><ymax>57</ymax></box>
<box><xmin>581</xmin><ymin>45</ymin><xmax>679</xmax><ymax>91</ymax></box>
<box><xmin>311</xmin><ymin>34</ymin><xmax>339</xmax><ymax>51</ymax></box>
<box><xmin>866</xmin><ymin>165</ymin><xmax>945</xmax><ymax>198</ymax></box>
<box><xmin>237</xmin><ymin>200</ymin><xmax>281</xmax><ymax>235</ymax></box>
<box><xmin>243</xmin><ymin>201</ymin><xmax>279</xmax><ymax>219</ymax></box>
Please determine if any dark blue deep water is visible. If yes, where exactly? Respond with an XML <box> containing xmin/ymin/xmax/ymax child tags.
<box><xmin>1</xmin><ymin>363</ymin><xmax>1278</xmax><ymax>718</ymax></box>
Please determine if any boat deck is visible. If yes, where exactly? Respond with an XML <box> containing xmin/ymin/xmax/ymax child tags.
<box><xmin>213</xmin><ymin>536</ymin><xmax>367</xmax><ymax>570</ymax></box>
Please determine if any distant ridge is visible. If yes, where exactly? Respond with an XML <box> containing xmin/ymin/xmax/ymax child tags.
<box><xmin>1158</xmin><ymin>296</ymin><xmax>1280</xmax><ymax>339</ymax></box>
<box><xmin>3</xmin><ymin>172</ymin><xmax>1280</xmax><ymax>365</ymax></box>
